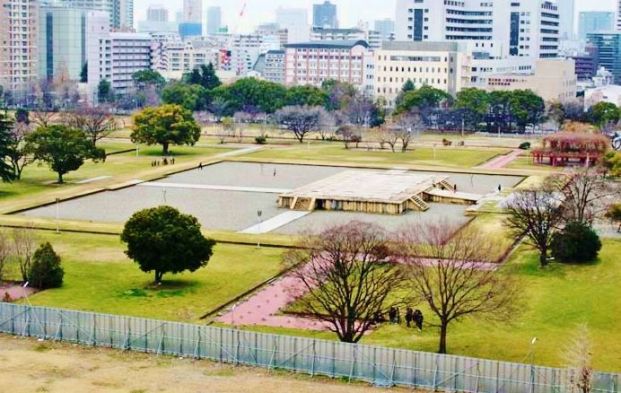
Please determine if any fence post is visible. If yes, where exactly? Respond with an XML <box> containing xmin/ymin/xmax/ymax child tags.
<box><xmin>125</xmin><ymin>318</ymin><xmax>132</xmax><ymax>350</ymax></box>
<box><xmin>76</xmin><ymin>312</ymin><xmax>80</xmax><ymax>343</ymax></box>
<box><xmin>311</xmin><ymin>340</ymin><xmax>316</xmax><ymax>377</ymax></box>
<box><xmin>293</xmin><ymin>337</ymin><xmax>298</xmax><ymax>371</ymax></box>
<box><xmin>43</xmin><ymin>307</ymin><xmax>47</xmax><ymax>339</ymax></box>
<box><xmin>372</xmin><ymin>347</ymin><xmax>377</xmax><ymax>384</ymax></box>
<box><xmin>235</xmin><ymin>330</ymin><xmax>240</xmax><ymax>365</ymax></box>
<box><xmin>194</xmin><ymin>327</ymin><xmax>201</xmax><ymax>359</ymax></box>
<box><xmin>92</xmin><ymin>314</ymin><xmax>96</xmax><ymax>347</ymax></box>
<box><xmin>348</xmin><ymin>345</ymin><xmax>357</xmax><ymax>383</ymax></box>
<box><xmin>530</xmin><ymin>364</ymin><xmax>535</xmax><ymax>393</ymax></box>
<box><xmin>433</xmin><ymin>358</ymin><xmax>439</xmax><ymax>391</ymax></box>
<box><xmin>332</xmin><ymin>341</ymin><xmax>336</xmax><ymax>378</ymax></box>
<box><xmin>25</xmin><ymin>306</ymin><xmax>30</xmax><ymax>337</ymax></box>
<box><xmin>495</xmin><ymin>360</ymin><xmax>500</xmax><ymax>393</ymax></box>
<box><xmin>179</xmin><ymin>324</ymin><xmax>183</xmax><ymax>356</ymax></box>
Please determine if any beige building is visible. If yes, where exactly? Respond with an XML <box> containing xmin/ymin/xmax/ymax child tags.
<box><xmin>284</xmin><ymin>40</ymin><xmax>369</xmax><ymax>87</ymax></box>
<box><xmin>374</xmin><ymin>41</ymin><xmax>472</xmax><ymax>107</ymax></box>
<box><xmin>0</xmin><ymin>0</ymin><xmax>38</xmax><ymax>93</ymax></box>
<box><xmin>481</xmin><ymin>59</ymin><xmax>577</xmax><ymax>103</ymax></box>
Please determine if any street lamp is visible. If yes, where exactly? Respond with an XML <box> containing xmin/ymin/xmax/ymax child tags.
<box><xmin>256</xmin><ymin>210</ymin><xmax>263</xmax><ymax>248</ymax></box>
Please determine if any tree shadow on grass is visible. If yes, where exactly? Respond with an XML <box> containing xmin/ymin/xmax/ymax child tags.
<box><xmin>120</xmin><ymin>279</ymin><xmax>200</xmax><ymax>299</ymax></box>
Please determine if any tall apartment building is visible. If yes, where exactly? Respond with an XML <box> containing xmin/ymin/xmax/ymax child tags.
<box><xmin>0</xmin><ymin>0</ymin><xmax>38</xmax><ymax>93</ymax></box>
<box><xmin>618</xmin><ymin>0</ymin><xmax>621</xmax><ymax>32</ymax></box>
<box><xmin>180</xmin><ymin>0</ymin><xmax>202</xmax><ymax>38</ymax></box>
<box><xmin>579</xmin><ymin>12</ymin><xmax>615</xmax><ymax>40</ymax></box>
<box><xmin>88</xmin><ymin>31</ymin><xmax>153</xmax><ymax>101</ymax></box>
<box><xmin>147</xmin><ymin>5</ymin><xmax>167</xmax><ymax>22</ymax></box>
<box><xmin>313</xmin><ymin>1</ymin><xmax>337</xmax><ymax>29</ymax></box>
<box><xmin>39</xmin><ymin>6</ymin><xmax>109</xmax><ymax>81</ymax></box>
<box><xmin>42</xmin><ymin>0</ymin><xmax>134</xmax><ymax>30</ymax></box>
<box><xmin>206</xmin><ymin>6</ymin><xmax>221</xmax><ymax>35</ymax></box>
<box><xmin>394</xmin><ymin>0</ymin><xmax>560</xmax><ymax>59</ymax></box>
<box><xmin>587</xmin><ymin>32</ymin><xmax>621</xmax><ymax>84</ymax></box>
<box><xmin>284</xmin><ymin>40</ymin><xmax>369</xmax><ymax>87</ymax></box>
<box><xmin>225</xmin><ymin>34</ymin><xmax>281</xmax><ymax>76</ymax></box>
<box><xmin>152</xmin><ymin>40</ymin><xmax>218</xmax><ymax>78</ymax></box>
<box><xmin>276</xmin><ymin>7</ymin><xmax>310</xmax><ymax>44</ymax></box>
<box><xmin>310</xmin><ymin>27</ymin><xmax>384</xmax><ymax>49</ymax></box>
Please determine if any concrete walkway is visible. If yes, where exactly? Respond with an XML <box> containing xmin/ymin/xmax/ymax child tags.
<box><xmin>239</xmin><ymin>211</ymin><xmax>310</xmax><ymax>234</ymax></box>
<box><xmin>75</xmin><ymin>176</ymin><xmax>112</xmax><ymax>184</ymax></box>
<box><xmin>139</xmin><ymin>182</ymin><xmax>292</xmax><ymax>194</ymax></box>
<box><xmin>478</xmin><ymin>149</ymin><xmax>522</xmax><ymax>169</ymax></box>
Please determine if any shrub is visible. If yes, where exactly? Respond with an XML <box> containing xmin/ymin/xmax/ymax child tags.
<box><xmin>551</xmin><ymin>221</ymin><xmax>602</xmax><ymax>263</ymax></box>
<box><xmin>519</xmin><ymin>142</ymin><xmax>531</xmax><ymax>150</ymax></box>
<box><xmin>29</xmin><ymin>243</ymin><xmax>64</xmax><ymax>289</ymax></box>
<box><xmin>254</xmin><ymin>135</ymin><xmax>267</xmax><ymax>145</ymax></box>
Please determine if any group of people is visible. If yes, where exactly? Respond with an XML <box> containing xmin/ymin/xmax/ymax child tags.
<box><xmin>151</xmin><ymin>157</ymin><xmax>175</xmax><ymax>167</ymax></box>
<box><xmin>374</xmin><ymin>307</ymin><xmax>424</xmax><ymax>331</ymax></box>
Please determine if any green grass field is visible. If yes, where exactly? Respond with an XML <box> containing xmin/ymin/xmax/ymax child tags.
<box><xmin>234</xmin><ymin>240</ymin><xmax>621</xmax><ymax>371</ymax></box>
<box><xmin>0</xmin><ymin>143</ymin><xmax>232</xmax><ymax>213</ymax></box>
<box><xmin>10</xmin><ymin>231</ymin><xmax>284</xmax><ymax>322</ymax></box>
<box><xmin>237</xmin><ymin>144</ymin><xmax>510</xmax><ymax>169</ymax></box>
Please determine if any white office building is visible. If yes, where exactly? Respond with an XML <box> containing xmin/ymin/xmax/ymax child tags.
<box><xmin>395</xmin><ymin>0</ymin><xmax>560</xmax><ymax>59</ymax></box>
<box><xmin>41</xmin><ymin>0</ymin><xmax>134</xmax><ymax>30</ymax></box>
<box><xmin>88</xmin><ymin>31</ymin><xmax>153</xmax><ymax>101</ymax></box>
<box><xmin>276</xmin><ymin>7</ymin><xmax>310</xmax><ymax>44</ymax></box>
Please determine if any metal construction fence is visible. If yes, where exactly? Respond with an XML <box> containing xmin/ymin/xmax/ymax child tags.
<box><xmin>0</xmin><ymin>302</ymin><xmax>618</xmax><ymax>392</ymax></box>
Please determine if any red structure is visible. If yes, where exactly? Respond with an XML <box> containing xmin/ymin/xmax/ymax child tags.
<box><xmin>531</xmin><ymin>132</ymin><xmax>610</xmax><ymax>167</ymax></box>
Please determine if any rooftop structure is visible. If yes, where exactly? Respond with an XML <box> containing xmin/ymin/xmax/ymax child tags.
<box><xmin>278</xmin><ymin>171</ymin><xmax>479</xmax><ymax>215</ymax></box>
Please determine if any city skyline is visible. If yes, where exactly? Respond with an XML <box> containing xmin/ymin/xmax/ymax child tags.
<box><xmin>135</xmin><ymin>0</ymin><xmax>616</xmax><ymax>31</ymax></box>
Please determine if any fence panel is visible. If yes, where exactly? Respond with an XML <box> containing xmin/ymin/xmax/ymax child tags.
<box><xmin>0</xmin><ymin>303</ymin><xmax>618</xmax><ymax>393</ymax></box>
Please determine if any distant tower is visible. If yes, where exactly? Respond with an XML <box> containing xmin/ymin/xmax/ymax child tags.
<box><xmin>147</xmin><ymin>5</ymin><xmax>168</xmax><ymax>22</ymax></box>
<box><xmin>207</xmin><ymin>6</ymin><xmax>222</xmax><ymax>35</ymax></box>
<box><xmin>559</xmin><ymin>0</ymin><xmax>575</xmax><ymax>40</ymax></box>
<box><xmin>180</xmin><ymin>0</ymin><xmax>203</xmax><ymax>38</ymax></box>
<box><xmin>313</xmin><ymin>1</ymin><xmax>338</xmax><ymax>29</ymax></box>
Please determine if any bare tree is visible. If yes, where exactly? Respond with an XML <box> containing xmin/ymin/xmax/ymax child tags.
<box><xmin>219</xmin><ymin>116</ymin><xmax>237</xmax><ymax>144</ymax></box>
<box><xmin>398</xmin><ymin>222</ymin><xmax>518</xmax><ymax>354</ymax></box>
<box><xmin>561</xmin><ymin>169</ymin><xmax>612</xmax><ymax>225</ymax></box>
<box><xmin>505</xmin><ymin>187</ymin><xmax>564</xmax><ymax>267</ymax></box>
<box><xmin>383</xmin><ymin>129</ymin><xmax>401</xmax><ymax>153</ymax></box>
<box><xmin>62</xmin><ymin>105</ymin><xmax>118</xmax><ymax>145</ymax></box>
<box><xmin>274</xmin><ymin>105</ymin><xmax>325</xmax><ymax>143</ymax></box>
<box><xmin>6</xmin><ymin>122</ymin><xmax>34</xmax><ymax>180</ymax></box>
<box><xmin>31</xmin><ymin>111</ymin><xmax>55</xmax><ymax>128</ymax></box>
<box><xmin>395</xmin><ymin>110</ymin><xmax>424</xmax><ymax>153</ymax></box>
<box><xmin>564</xmin><ymin>324</ymin><xmax>593</xmax><ymax>393</ymax></box>
<box><xmin>336</xmin><ymin>125</ymin><xmax>361</xmax><ymax>149</ymax></box>
<box><xmin>0</xmin><ymin>231</ymin><xmax>10</xmax><ymax>282</ymax></box>
<box><xmin>12</xmin><ymin>226</ymin><xmax>37</xmax><ymax>282</ymax></box>
<box><xmin>283</xmin><ymin>222</ymin><xmax>402</xmax><ymax>343</ymax></box>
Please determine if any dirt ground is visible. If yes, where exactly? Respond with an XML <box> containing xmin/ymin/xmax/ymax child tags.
<box><xmin>0</xmin><ymin>335</ymin><xmax>404</xmax><ymax>393</ymax></box>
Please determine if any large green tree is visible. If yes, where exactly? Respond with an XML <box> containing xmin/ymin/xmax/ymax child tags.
<box><xmin>97</xmin><ymin>79</ymin><xmax>113</xmax><ymax>103</ymax></box>
<box><xmin>455</xmin><ymin>88</ymin><xmax>490</xmax><ymax>129</ymax></box>
<box><xmin>212</xmin><ymin>78</ymin><xmax>287</xmax><ymax>114</ymax></box>
<box><xmin>121</xmin><ymin>206</ymin><xmax>216</xmax><ymax>284</ymax></box>
<box><xmin>184</xmin><ymin>63</ymin><xmax>221</xmax><ymax>90</ymax></box>
<box><xmin>285</xmin><ymin>86</ymin><xmax>328</xmax><ymax>107</ymax></box>
<box><xmin>508</xmin><ymin>90</ymin><xmax>545</xmax><ymax>132</ymax></box>
<box><xmin>588</xmin><ymin>102</ymin><xmax>620</xmax><ymax>131</ymax></box>
<box><xmin>161</xmin><ymin>82</ymin><xmax>206</xmax><ymax>111</ymax></box>
<box><xmin>132</xmin><ymin>69</ymin><xmax>166</xmax><ymax>89</ymax></box>
<box><xmin>0</xmin><ymin>111</ymin><xmax>16</xmax><ymax>182</ymax></box>
<box><xmin>131</xmin><ymin>104</ymin><xmax>201</xmax><ymax>155</ymax></box>
<box><xmin>25</xmin><ymin>125</ymin><xmax>105</xmax><ymax>184</ymax></box>
<box><xmin>396</xmin><ymin>85</ymin><xmax>452</xmax><ymax>114</ymax></box>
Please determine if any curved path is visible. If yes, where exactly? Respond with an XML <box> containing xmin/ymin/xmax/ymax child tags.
<box><xmin>478</xmin><ymin>149</ymin><xmax>522</xmax><ymax>169</ymax></box>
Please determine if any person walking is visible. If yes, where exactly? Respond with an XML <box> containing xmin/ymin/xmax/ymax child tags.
<box><xmin>405</xmin><ymin>307</ymin><xmax>413</xmax><ymax>328</ymax></box>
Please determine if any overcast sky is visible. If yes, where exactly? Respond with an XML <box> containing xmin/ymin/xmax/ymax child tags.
<box><xmin>135</xmin><ymin>0</ymin><xmax>617</xmax><ymax>32</ymax></box>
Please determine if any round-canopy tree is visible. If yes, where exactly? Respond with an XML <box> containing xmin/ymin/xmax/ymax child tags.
<box><xmin>131</xmin><ymin>104</ymin><xmax>201</xmax><ymax>155</ymax></box>
<box><xmin>121</xmin><ymin>206</ymin><xmax>216</xmax><ymax>284</ymax></box>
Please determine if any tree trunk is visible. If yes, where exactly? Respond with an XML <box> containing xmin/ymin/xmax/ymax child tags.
<box><xmin>57</xmin><ymin>172</ymin><xmax>64</xmax><ymax>184</ymax></box>
<box><xmin>162</xmin><ymin>142</ymin><xmax>169</xmax><ymax>155</ymax></box>
<box><xmin>154</xmin><ymin>270</ymin><xmax>163</xmax><ymax>284</ymax></box>
<box><xmin>539</xmin><ymin>252</ymin><xmax>548</xmax><ymax>267</ymax></box>
<box><xmin>439</xmin><ymin>323</ymin><xmax>448</xmax><ymax>354</ymax></box>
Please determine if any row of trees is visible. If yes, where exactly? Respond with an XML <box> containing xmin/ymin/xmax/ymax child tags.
<box><xmin>505</xmin><ymin>169</ymin><xmax>611</xmax><ymax>267</ymax></box>
<box><xmin>0</xmin><ymin>227</ymin><xmax>63</xmax><ymax>290</ymax></box>
<box><xmin>285</xmin><ymin>220</ymin><xmax>515</xmax><ymax>353</ymax></box>
<box><xmin>0</xmin><ymin>109</ymin><xmax>108</xmax><ymax>183</ymax></box>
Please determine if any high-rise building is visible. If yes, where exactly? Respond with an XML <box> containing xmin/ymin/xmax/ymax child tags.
<box><xmin>558</xmin><ymin>0</ymin><xmax>575</xmax><ymax>40</ymax></box>
<box><xmin>313</xmin><ymin>1</ymin><xmax>338</xmax><ymax>29</ymax></box>
<box><xmin>0</xmin><ymin>0</ymin><xmax>39</xmax><ymax>93</ymax></box>
<box><xmin>587</xmin><ymin>32</ymin><xmax>621</xmax><ymax>84</ymax></box>
<box><xmin>618</xmin><ymin>0</ymin><xmax>621</xmax><ymax>31</ymax></box>
<box><xmin>394</xmin><ymin>0</ymin><xmax>560</xmax><ymax>59</ymax></box>
<box><xmin>374</xmin><ymin>19</ymin><xmax>395</xmax><ymax>41</ymax></box>
<box><xmin>579</xmin><ymin>12</ymin><xmax>615</xmax><ymax>40</ymax></box>
<box><xmin>39</xmin><ymin>6</ymin><xmax>109</xmax><ymax>81</ymax></box>
<box><xmin>41</xmin><ymin>0</ymin><xmax>134</xmax><ymax>30</ymax></box>
<box><xmin>147</xmin><ymin>5</ymin><xmax>168</xmax><ymax>22</ymax></box>
<box><xmin>207</xmin><ymin>6</ymin><xmax>222</xmax><ymax>35</ymax></box>
<box><xmin>276</xmin><ymin>7</ymin><xmax>310</xmax><ymax>43</ymax></box>
<box><xmin>89</xmin><ymin>31</ymin><xmax>153</xmax><ymax>100</ymax></box>
<box><xmin>183</xmin><ymin>0</ymin><xmax>202</xmax><ymax>23</ymax></box>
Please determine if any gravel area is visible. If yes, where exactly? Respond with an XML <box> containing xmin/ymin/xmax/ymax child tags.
<box><xmin>19</xmin><ymin>162</ymin><xmax>523</xmax><ymax>233</ymax></box>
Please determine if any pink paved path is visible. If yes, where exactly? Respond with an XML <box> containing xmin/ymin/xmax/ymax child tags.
<box><xmin>216</xmin><ymin>274</ymin><xmax>330</xmax><ymax>330</ymax></box>
<box><xmin>0</xmin><ymin>284</ymin><xmax>35</xmax><ymax>301</ymax></box>
<box><xmin>478</xmin><ymin>149</ymin><xmax>522</xmax><ymax>169</ymax></box>
<box><xmin>216</xmin><ymin>258</ymin><xmax>498</xmax><ymax>331</ymax></box>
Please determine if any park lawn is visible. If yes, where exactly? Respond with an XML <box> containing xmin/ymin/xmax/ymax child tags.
<box><xmin>13</xmin><ymin>231</ymin><xmax>285</xmax><ymax>322</ymax></box>
<box><xmin>234</xmin><ymin>240</ymin><xmax>621</xmax><ymax>371</ymax></box>
<box><xmin>505</xmin><ymin>156</ymin><xmax>561</xmax><ymax>172</ymax></box>
<box><xmin>237</xmin><ymin>144</ymin><xmax>510</xmax><ymax>169</ymax></box>
<box><xmin>460</xmin><ymin>214</ymin><xmax>515</xmax><ymax>262</ymax></box>
<box><xmin>0</xmin><ymin>144</ymin><xmax>232</xmax><ymax>209</ymax></box>
<box><xmin>362</xmin><ymin>239</ymin><xmax>621</xmax><ymax>371</ymax></box>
